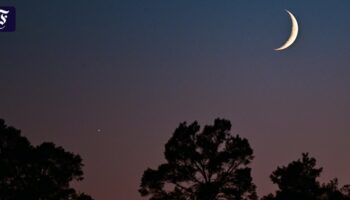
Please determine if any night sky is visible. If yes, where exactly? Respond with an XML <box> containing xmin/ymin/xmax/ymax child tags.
<box><xmin>2</xmin><ymin>1</ymin><xmax>350</xmax><ymax>199</ymax></box>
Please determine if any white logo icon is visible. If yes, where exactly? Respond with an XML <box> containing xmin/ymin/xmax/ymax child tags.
<box><xmin>0</xmin><ymin>9</ymin><xmax>10</xmax><ymax>30</ymax></box>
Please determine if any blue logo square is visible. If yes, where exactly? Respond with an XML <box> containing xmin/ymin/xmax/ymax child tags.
<box><xmin>0</xmin><ymin>7</ymin><xmax>16</xmax><ymax>32</ymax></box>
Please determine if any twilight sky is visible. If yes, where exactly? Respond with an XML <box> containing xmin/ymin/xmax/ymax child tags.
<box><xmin>1</xmin><ymin>0</ymin><xmax>350</xmax><ymax>199</ymax></box>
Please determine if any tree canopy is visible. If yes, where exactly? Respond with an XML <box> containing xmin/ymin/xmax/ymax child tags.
<box><xmin>140</xmin><ymin>118</ymin><xmax>350</xmax><ymax>200</ymax></box>
<box><xmin>0</xmin><ymin>119</ymin><xmax>94</xmax><ymax>200</ymax></box>
<box><xmin>139</xmin><ymin>118</ymin><xmax>257</xmax><ymax>200</ymax></box>
<box><xmin>262</xmin><ymin>153</ymin><xmax>350</xmax><ymax>200</ymax></box>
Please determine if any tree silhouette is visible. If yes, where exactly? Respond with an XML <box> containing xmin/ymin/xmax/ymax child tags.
<box><xmin>318</xmin><ymin>179</ymin><xmax>350</xmax><ymax>200</ymax></box>
<box><xmin>76</xmin><ymin>193</ymin><xmax>95</xmax><ymax>200</ymax></box>
<box><xmin>262</xmin><ymin>153</ymin><xmax>350</xmax><ymax>200</ymax></box>
<box><xmin>139</xmin><ymin>118</ymin><xmax>257</xmax><ymax>200</ymax></box>
<box><xmin>0</xmin><ymin>119</ymin><xmax>94</xmax><ymax>200</ymax></box>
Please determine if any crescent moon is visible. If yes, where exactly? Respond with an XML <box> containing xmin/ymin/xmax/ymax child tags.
<box><xmin>275</xmin><ymin>10</ymin><xmax>299</xmax><ymax>51</ymax></box>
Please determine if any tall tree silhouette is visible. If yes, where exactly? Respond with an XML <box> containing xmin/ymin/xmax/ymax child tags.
<box><xmin>139</xmin><ymin>118</ymin><xmax>257</xmax><ymax>200</ymax></box>
<box><xmin>0</xmin><ymin>119</ymin><xmax>94</xmax><ymax>200</ymax></box>
<box><xmin>262</xmin><ymin>153</ymin><xmax>350</xmax><ymax>200</ymax></box>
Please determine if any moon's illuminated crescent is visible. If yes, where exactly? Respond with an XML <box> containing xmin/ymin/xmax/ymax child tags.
<box><xmin>275</xmin><ymin>10</ymin><xmax>299</xmax><ymax>51</ymax></box>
